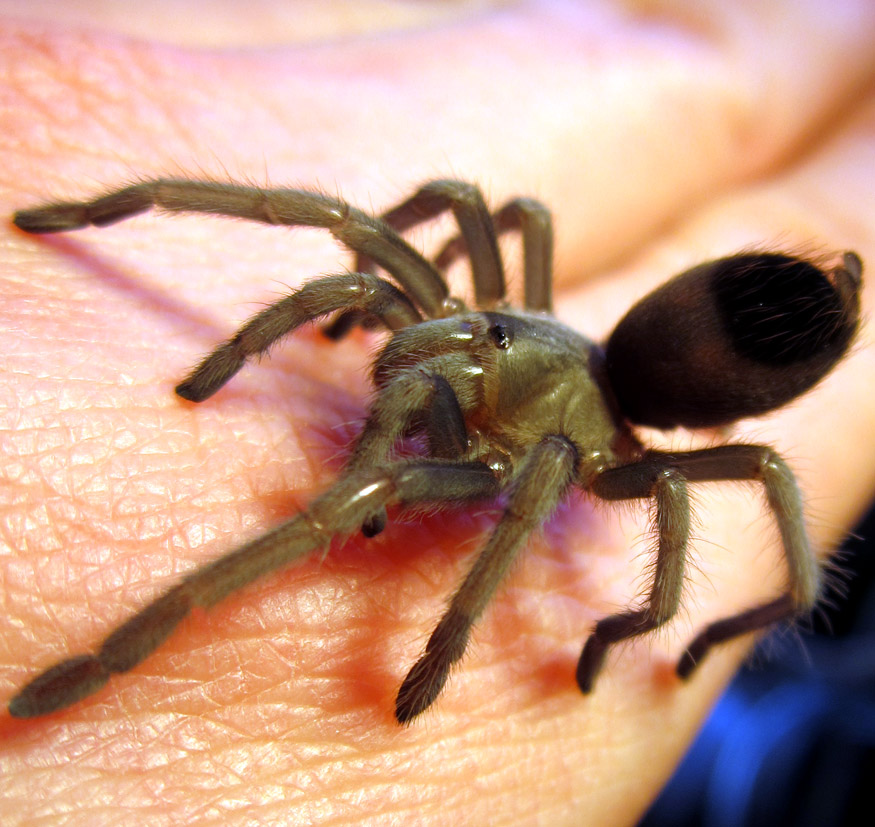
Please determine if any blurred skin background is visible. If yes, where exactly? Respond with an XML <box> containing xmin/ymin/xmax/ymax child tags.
<box><xmin>1</xmin><ymin>2</ymin><xmax>874</xmax><ymax>825</ymax></box>
<box><xmin>642</xmin><ymin>505</ymin><xmax>875</xmax><ymax>826</ymax></box>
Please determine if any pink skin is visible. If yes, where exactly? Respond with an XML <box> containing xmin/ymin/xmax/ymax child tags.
<box><xmin>2</xmin><ymin>2</ymin><xmax>875</xmax><ymax>824</ymax></box>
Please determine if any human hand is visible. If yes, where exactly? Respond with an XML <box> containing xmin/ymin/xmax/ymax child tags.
<box><xmin>3</xmin><ymin>2</ymin><xmax>875</xmax><ymax>824</ymax></box>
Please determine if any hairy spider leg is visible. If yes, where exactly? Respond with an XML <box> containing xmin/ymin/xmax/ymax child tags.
<box><xmin>577</xmin><ymin>456</ymin><xmax>692</xmax><ymax>691</ymax></box>
<box><xmin>671</xmin><ymin>446</ymin><xmax>815</xmax><ymax>677</ymax></box>
<box><xmin>346</xmin><ymin>352</ymin><xmax>482</xmax><ymax>536</ymax></box>
<box><xmin>8</xmin><ymin>459</ymin><xmax>499</xmax><ymax>719</ymax></box>
<box><xmin>360</xmin><ymin>373</ymin><xmax>470</xmax><ymax>539</ymax></box>
<box><xmin>175</xmin><ymin>272</ymin><xmax>422</xmax><ymax>402</ymax></box>
<box><xmin>347</xmin><ymin>353</ymin><xmax>480</xmax><ymax>470</ymax></box>
<box><xmin>13</xmin><ymin>179</ymin><xmax>452</xmax><ymax>319</ymax></box>
<box><xmin>396</xmin><ymin>434</ymin><xmax>579</xmax><ymax>724</ymax></box>
<box><xmin>434</xmin><ymin>197</ymin><xmax>554</xmax><ymax>312</ymax></box>
<box><xmin>327</xmin><ymin>179</ymin><xmax>508</xmax><ymax>339</ymax></box>
<box><xmin>422</xmin><ymin>375</ymin><xmax>469</xmax><ymax>460</ymax></box>
<box><xmin>358</xmin><ymin>179</ymin><xmax>506</xmax><ymax>307</ymax></box>
<box><xmin>577</xmin><ymin>445</ymin><xmax>815</xmax><ymax>692</ymax></box>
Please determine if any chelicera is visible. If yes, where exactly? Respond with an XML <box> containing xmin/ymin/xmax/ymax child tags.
<box><xmin>8</xmin><ymin>178</ymin><xmax>862</xmax><ymax>724</ymax></box>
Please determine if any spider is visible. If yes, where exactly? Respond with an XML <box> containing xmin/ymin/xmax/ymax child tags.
<box><xmin>8</xmin><ymin>178</ymin><xmax>862</xmax><ymax>725</ymax></box>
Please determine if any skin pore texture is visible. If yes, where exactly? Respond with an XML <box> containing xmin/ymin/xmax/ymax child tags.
<box><xmin>2</xmin><ymin>1</ymin><xmax>875</xmax><ymax>824</ymax></box>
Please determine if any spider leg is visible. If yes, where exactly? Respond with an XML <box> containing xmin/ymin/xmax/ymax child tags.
<box><xmin>395</xmin><ymin>434</ymin><xmax>578</xmax><ymax>724</ymax></box>
<box><xmin>348</xmin><ymin>352</ymin><xmax>482</xmax><ymax>472</ymax></box>
<box><xmin>8</xmin><ymin>459</ymin><xmax>499</xmax><ymax>719</ymax></box>
<box><xmin>321</xmin><ymin>308</ymin><xmax>382</xmax><ymax>341</ymax></box>
<box><xmin>423</xmin><ymin>375</ymin><xmax>469</xmax><ymax>460</ymax></box>
<box><xmin>356</xmin><ymin>179</ymin><xmax>506</xmax><ymax>307</ymax></box>
<box><xmin>175</xmin><ymin>272</ymin><xmax>422</xmax><ymax>402</ymax></box>
<box><xmin>434</xmin><ymin>197</ymin><xmax>554</xmax><ymax>312</ymax></box>
<box><xmin>577</xmin><ymin>444</ymin><xmax>816</xmax><ymax>692</ymax></box>
<box><xmin>676</xmin><ymin>595</ymin><xmax>795</xmax><ymax>679</ymax></box>
<box><xmin>577</xmin><ymin>454</ymin><xmax>692</xmax><ymax>692</ymax></box>
<box><xmin>348</xmin><ymin>355</ymin><xmax>477</xmax><ymax>538</ymax></box>
<box><xmin>666</xmin><ymin>445</ymin><xmax>816</xmax><ymax>678</ymax></box>
<box><xmin>13</xmin><ymin>179</ymin><xmax>452</xmax><ymax>319</ymax></box>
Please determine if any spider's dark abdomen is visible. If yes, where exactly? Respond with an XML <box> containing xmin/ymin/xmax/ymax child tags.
<box><xmin>605</xmin><ymin>252</ymin><xmax>861</xmax><ymax>430</ymax></box>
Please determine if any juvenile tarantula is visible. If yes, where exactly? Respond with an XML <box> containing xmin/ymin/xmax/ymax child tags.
<box><xmin>9</xmin><ymin>179</ymin><xmax>862</xmax><ymax>724</ymax></box>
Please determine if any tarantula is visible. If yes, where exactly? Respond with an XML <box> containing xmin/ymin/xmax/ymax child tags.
<box><xmin>8</xmin><ymin>179</ymin><xmax>862</xmax><ymax>724</ymax></box>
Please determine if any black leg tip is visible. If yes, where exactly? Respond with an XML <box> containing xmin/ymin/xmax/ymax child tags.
<box><xmin>395</xmin><ymin>689</ymin><xmax>430</xmax><ymax>726</ymax></box>
<box><xmin>394</xmin><ymin>658</ymin><xmax>449</xmax><ymax>725</ymax></box>
<box><xmin>8</xmin><ymin>654</ymin><xmax>108</xmax><ymax>718</ymax></box>
<box><xmin>13</xmin><ymin>206</ymin><xmax>86</xmax><ymax>234</ymax></box>
<box><xmin>174</xmin><ymin>380</ymin><xmax>212</xmax><ymax>403</ymax></box>
<box><xmin>394</xmin><ymin>700</ymin><xmax>418</xmax><ymax>726</ymax></box>
<box><xmin>677</xmin><ymin>632</ymin><xmax>710</xmax><ymax>680</ymax></box>
<box><xmin>575</xmin><ymin>637</ymin><xmax>604</xmax><ymax>694</ymax></box>
<box><xmin>361</xmin><ymin>510</ymin><xmax>387</xmax><ymax>538</ymax></box>
<box><xmin>676</xmin><ymin>654</ymin><xmax>694</xmax><ymax>680</ymax></box>
<box><xmin>175</xmin><ymin>346</ymin><xmax>246</xmax><ymax>403</ymax></box>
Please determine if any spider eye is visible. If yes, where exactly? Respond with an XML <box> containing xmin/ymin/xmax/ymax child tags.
<box><xmin>488</xmin><ymin>323</ymin><xmax>513</xmax><ymax>349</ymax></box>
<box><xmin>605</xmin><ymin>252</ymin><xmax>862</xmax><ymax>429</ymax></box>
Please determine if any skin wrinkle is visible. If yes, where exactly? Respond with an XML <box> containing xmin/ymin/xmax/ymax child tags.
<box><xmin>2</xmin><ymin>3</ymin><xmax>875</xmax><ymax>826</ymax></box>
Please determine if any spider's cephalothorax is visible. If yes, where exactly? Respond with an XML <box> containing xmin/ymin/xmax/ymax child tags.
<box><xmin>9</xmin><ymin>179</ymin><xmax>862</xmax><ymax>723</ymax></box>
